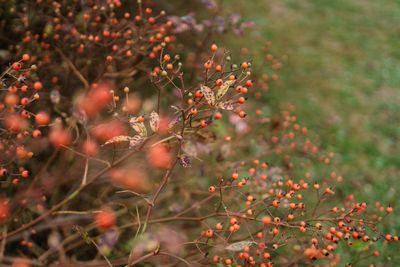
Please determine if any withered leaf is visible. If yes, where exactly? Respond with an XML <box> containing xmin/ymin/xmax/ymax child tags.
<box><xmin>217</xmin><ymin>101</ymin><xmax>234</xmax><ymax>110</ymax></box>
<box><xmin>200</xmin><ymin>84</ymin><xmax>215</xmax><ymax>106</ymax></box>
<box><xmin>149</xmin><ymin>111</ymin><xmax>160</xmax><ymax>132</ymax></box>
<box><xmin>216</xmin><ymin>79</ymin><xmax>235</xmax><ymax>100</ymax></box>
<box><xmin>129</xmin><ymin>135</ymin><xmax>145</xmax><ymax>149</ymax></box>
<box><xmin>225</xmin><ymin>241</ymin><xmax>256</xmax><ymax>252</ymax></box>
<box><xmin>129</xmin><ymin>117</ymin><xmax>147</xmax><ymax>136</ymax></box>
<box><xmin>178</xmin><ymin>155</ymin><xmax>191</xmax><ymax>167</ymax></box>
<box><xmin>104</xmin><ymin>135</ymin><xmax>132</xmax><ymax>145</ymax></box>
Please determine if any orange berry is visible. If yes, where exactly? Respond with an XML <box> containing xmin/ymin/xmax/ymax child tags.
<box><xmin>83</xmin><ymin>139</ymin><xmax>99</xmax><ymax>156</ymax></box>
<box><xmin>12</xmin><ymin>62</ymin><xmax>22</xmax><ymax>70</ymax></box>
<box><xmin>33</xmin><ymin>81</ymin><xmax>42</xmax><ymax>90</ymax></box>
<box><xmin>21</xmin><ymin>170</ymin><xmax>29</xmax><ymax>178</ymax></box>
<box><xmin>245</xmin><ymin>80</ymin><xmax>253</xmax><ymax>87</ymax></box>
<box><xmin>22</xmin><ymin>54</ymin><xmax>30</xmax><ymax>61</ymax></box>
<box><xmin>32</xmin><ymin>129</ymin><xmax>42</xmax><ymax>139</ymax></box>
<box><xmin>385</xmin><ymin>234</ymin><xmax>392</xmax><ymax>241</ymax></box>
<box><xmin>204</xmin><ymin>60</ymin><xmax>213</xmax><ymax>69</ymax></box>
<box><xmin>214</xmin><ymin>112</ymin><xmax>222</xmax><ymax>119</ymax></box>
<box><xmin>35</xmin><ymin>112</ymin><xmax>50</xmax><ymax>125</ymax></box>
<box><xmin>163</xmin><ymin>54</ymin><xmax>171</xmax><ymax>61</ymax></box>
<box><xmin>195</xmin><ymin>90</ymin><xmax>204</xmax><ymax>98</ymax></box>
<box><xmin>208</xmin><ymin>186</ymin><xmax>216</xmax><ymax>193</ymax></box>
<box><xmin>205</xmin><ymin>229</ymin><xmax>213</xmax><ymax>237</ymax></box>
<box><xmin>95</xmin><ymin>208</ymin><xmax>116</xmax><ymax>230</ymax></box>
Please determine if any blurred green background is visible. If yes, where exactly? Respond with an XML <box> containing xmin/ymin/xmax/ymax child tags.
<box><xmin>222</xmin><ymin>0</ymin><xmax>400</xmax><ymax>263</ymax></box>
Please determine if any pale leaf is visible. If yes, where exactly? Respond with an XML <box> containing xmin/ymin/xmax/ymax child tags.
<box><xmin>129</xmin><ymin>117</ymin><xmax>147</xmax><ymax>136</ymax></box>
<box><xmin>218</xmin><ymin>101</ymin><xmax>234</xmax><ymax>110</ymax></box>
<box><xmin>216</xmin><ymin>79</ymin><xmax>235</xmax><ymax>100</ymax></box>
<box><xmin>105</xmin><ymin>135</ymin><xmax>131</xmax><ymax>145</ymax></box>
<box><xmin>149</xmin><ymin>111</ymin><xmax>160</xmax><ymax>132</ymax></box>
<box><xmin>129</xmin><ymin>135</ymin><xmax>145</xmax><ymax>148</ymax></box>
<box><xmin>200</xmin><ymin>84</ymin><xmax>215</xmax><ymax>106</ymax></box>
<box><xmin>225</xmin><ymin>241</ymin><xmax>256</xmax><ymax>252</ymax></box>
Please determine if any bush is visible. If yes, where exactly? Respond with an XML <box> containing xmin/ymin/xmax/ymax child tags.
<box><xmin>0</xmin><ymin>0</ymin><xmax>397</xmax><ymax>266</ymax></box>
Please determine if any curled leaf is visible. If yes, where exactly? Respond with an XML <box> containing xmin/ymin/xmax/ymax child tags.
<box><xmin>130</xmin><ymin>117</ymin><xmax>147</xmax><ymax>136</ymax></box>
<box><xmin>105</xmin><ymin>135</ymin><xmax>132</xmax><ymax>145</ymax></box>
<box><xmin>149</xmin><ymin>111</ymin><xmax>160</xmax><ymax>132</ymax></box>
<box><xmin>225</xmin><ymin>241</ymin><xmax>256</xmax><ymax>252</ymax></box>
<box><xmin>216</xmin><ymin>79</ymin><xmax>235</xmax><ymax>100</ymax></box>
<box><xmin>178</xmin><ymin>155</ymin><xmax>191</xmax><ymax>167</ymax></box>
<box><xmin>200</xmin><ymin>84</ymin><xmax>215</xmax><ymax>106</ymax></box>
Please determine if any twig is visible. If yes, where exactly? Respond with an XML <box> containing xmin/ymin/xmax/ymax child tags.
<box><xmin>55</xmin><ymin>46</ymin><xmax>89</xmax><ymax>88</ymax></box>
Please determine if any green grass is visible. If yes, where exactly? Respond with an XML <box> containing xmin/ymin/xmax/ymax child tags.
<box><xmin>223</xmin><ymin>0</ymin><xmax>400</xmax><ymax>263</ymax></box>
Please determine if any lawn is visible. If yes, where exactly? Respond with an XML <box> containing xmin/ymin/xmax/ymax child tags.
<box><xmin>225</xmin><ymin>0</ymin><xmax>400</xmax><ymax>263</ymax></box>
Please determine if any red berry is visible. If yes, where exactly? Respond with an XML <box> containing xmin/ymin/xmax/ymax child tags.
<box><xmin>12</xmin><ymin>62</ymin><xmax>22</xmax><ymax>70</ymax></box>
<box><xmin>32</xmin><ymin>129</ymin><xmax>42</xmax><ymax>138</ymax></box>
<box><xmin>95</xmin><ymin>208</ymin><xmax>116</xmax><ymax>230</ymax></box>
<box><xmin>33</xmin><ymin>81</ymin><xmax>42</xmax><ymax>90</ymax></box>
<box><xmin>22</xmin><ymin>54</ymin><xmax>30</xmax><ymax>61</ymax></box>
<box><xmin>35</xmin><ymin>112</ymin><xmax>50</xmax><ymax>125</ymax></box>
